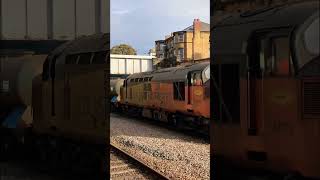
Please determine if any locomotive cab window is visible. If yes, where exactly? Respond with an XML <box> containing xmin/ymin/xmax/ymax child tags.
<box><xmin>92</xmin><ymin>51</ymin><xmax>107</xmax><ymax>64</ymax></box>
<box><xmin>173</xmin><ymin>81</ymin><xmax>185</xmax><ymax>101</ymax></box>
<box><xmin>66</xmin><ymin>54</ymin><xmax>79</xmax><ymax>64</ymax></box>
<box><xmin>78</xmin><ymin>52</ymin><xmax>92</xmax><ymax>64</ymax></box>
<box><xmin>259</xmin><ymin>36</ymin><xmax>294</xmax><ymax>76</ymax></box>
<box><xmin>192</xmin><ymin>71</ymin><xmax>202</xmax><ymax>86</ymax></box>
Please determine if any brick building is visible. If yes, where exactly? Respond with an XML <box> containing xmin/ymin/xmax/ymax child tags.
<box><xmin>155</xmin><ymin>19</ymin><xmax>210</xmax><ymax>68</ymax></box>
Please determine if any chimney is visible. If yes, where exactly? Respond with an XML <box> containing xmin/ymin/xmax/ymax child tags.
<box><xmin>193</xmin><ymin>18</ymin><xmax>201</xmax><ymax>32</ymax></box>
<box><xmin>192</xmin><ymin>19</ymin><xmax>201</xmax><ymax>60</ymax></box>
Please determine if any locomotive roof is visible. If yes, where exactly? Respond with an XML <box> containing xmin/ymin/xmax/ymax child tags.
<box><xmin>127</xmin><ymin>61</ymin><xmax>210</xmax><ymax>82</ymax></box>
<box><xmin>49</xmin><ymin>33</ymin><xmax>109</xmax><ymax>64</ymax></box>
<box><xmin>212</xmin><ymin>1</ymin><xmax>319</xmax><ymax>56</ymax></box>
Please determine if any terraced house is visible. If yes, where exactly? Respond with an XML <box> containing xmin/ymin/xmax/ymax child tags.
<box><xmin>155</xmin><ymin>19</ymin><xmax>210</xmax><ymax>67</ymax></box>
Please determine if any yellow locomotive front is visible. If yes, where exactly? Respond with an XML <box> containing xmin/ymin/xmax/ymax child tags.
<box><xmin>30</xmin><ymin>34</ymin><xmax>109</xmax><ymax>176</ymax></box>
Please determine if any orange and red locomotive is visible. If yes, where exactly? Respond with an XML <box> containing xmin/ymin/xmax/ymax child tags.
<box><xmin>211</xmin><ymin>1</ymin><xmax>319</xmax><ymax>178</ymax></box>
<box><xmin>118</xmin><ymin>61</ymin><xmax>210</xmax><ymax>131</ymax></box>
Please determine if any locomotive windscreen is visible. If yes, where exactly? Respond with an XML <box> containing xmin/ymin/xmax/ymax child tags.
<box><xmin>296</xmin><ymin>13</ymin><xmax>319</xmax><ymax>70</ymax></box>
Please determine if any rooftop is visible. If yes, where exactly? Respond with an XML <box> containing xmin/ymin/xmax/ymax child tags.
<box><xmin>182</xmin><ymin>21</ymin><xmax>210</xmax><ymax>32</ymax></box>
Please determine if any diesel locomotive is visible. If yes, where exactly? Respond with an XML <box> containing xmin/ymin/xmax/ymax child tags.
<box><xmin>0</xmin><ymin>33</ymin><xmax>109</xmax><ymax>176</ymax></box>
<box><xmin>211</xmin><ymin>1</ymin><xmax>319</xmax><ymax>178</ymax></box>
<box><xmin>117</xmin><ymin>61</ymin><xmax>210</xmax><ymax>132</ymax></box>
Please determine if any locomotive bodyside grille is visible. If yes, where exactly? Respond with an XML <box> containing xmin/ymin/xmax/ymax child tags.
<box><xmin>303</xmin><ymin>80</ymin><xmax>320</xmax><ymax>119</ymax></box>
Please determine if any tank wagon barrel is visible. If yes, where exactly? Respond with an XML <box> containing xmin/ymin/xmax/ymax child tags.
<box><xmin>110</xmin><ymin>78</ymin><xmax>125</xmax><ymax>100</ymax></box>
<box><xmin>0</xmin><ymin>51</ymin><xmax>46</xmax><ymax>128</ymax></box>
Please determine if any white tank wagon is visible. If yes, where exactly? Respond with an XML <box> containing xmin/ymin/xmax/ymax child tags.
<box><xmin>0</xmin><ymin>52</ymin><xmax>46</xmax><ymax>106</ymax></box>
<box><xmin>110</xmin><ymin>78</ymin><xmax>125</xmax><ymax>101</ymax></box>
<box><xmin>0</xmin><ymin>51</ymin><xmax>46</xmax><ymax>127</ymax></box>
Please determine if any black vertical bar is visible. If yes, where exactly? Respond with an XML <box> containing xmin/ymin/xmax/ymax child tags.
<box><xmin>0</xmin><ymin>0</ymin><xmax>2</xmax><ymax>39</ymax></box>
<box><xmin>25</xmin><ymin>0</ymin><xmax>28</xmax><ymax>39</ymax></box>
<box><xmin>95</xmin><ymin>0</ymin><xmax>101</xmax><ymax>34</ymax></box>
<box><xmin>74</xmin><ymin>0</ymin><xmax>77</xmax><ymax>38</ymax></box>
<box><xmin>47</xmin><ymin>0</ymin><xmax>53</xmax><ymax>39</ymax></box>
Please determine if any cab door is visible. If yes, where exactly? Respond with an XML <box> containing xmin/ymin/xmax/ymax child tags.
<box><xmin>187</xmin><ymin>71</ymin><xmax>202</xmax><ymax>109</ymax></box>
<box><xmin>248</xmin><ymin>30</ymin><xmax>295</xmax><ymax>136</ymax></box>
<box><xmin>248</xmin><ymin>29</ymin><xmax>299</xmax><ymax>165</ymax></box>
<box><xmin>259</xmin><ymin>34</ymin><xmax>297</xmax><ymax>136</ymax></box>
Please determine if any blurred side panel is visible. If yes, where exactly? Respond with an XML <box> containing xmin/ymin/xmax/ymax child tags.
<box><xmin>101</xmin><ymin>0</ymin><xmax>110</xmax><ymax>33</ymax></box>
<box><xmin>52</xmin><ymin>0</ymin><xmax>75</xmax><ymax>40</ymax></box>
<box><xmin>27</xmin><ymin>0</ymin><xmax>47</xmax><ymax>39</ymax></box>
<box><xmin>1</xmin><ymin>0</ymin><xmax>26</xmax><ymax>39</ymax></box>
<box><xmin>76</xmin><ymin>0</ymin><xmax>95</xmax><ymax>36</ymax></box>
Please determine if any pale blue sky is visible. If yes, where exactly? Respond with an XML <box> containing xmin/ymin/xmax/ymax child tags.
<box><xmin>111</xmin><ymin>0</ymin><xmax>210</xmax><ymax>54</ymax></box>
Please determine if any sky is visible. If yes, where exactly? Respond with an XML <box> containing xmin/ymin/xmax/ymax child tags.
<box><xmin>111</xmin><ymin>0</ymin><xmax>210</xmax><ymax>55</ymax></box>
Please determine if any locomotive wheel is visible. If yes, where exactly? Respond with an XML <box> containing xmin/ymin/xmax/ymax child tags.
<box><xmin>168</xmin><ymin>114</ymin><xmax>180</xmax><ymax>128</ymax></box>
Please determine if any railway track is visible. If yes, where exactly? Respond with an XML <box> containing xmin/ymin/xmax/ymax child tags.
<box><xmin>110</xmin><ymin>143</ymin><xmax>169</xmax><ymax>180</ymax></box>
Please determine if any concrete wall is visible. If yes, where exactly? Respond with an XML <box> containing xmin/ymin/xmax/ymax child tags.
<box><xmin>0</xmin><ymin>0</ymin><xmax>109</xmax><ymax>40</ymax></box>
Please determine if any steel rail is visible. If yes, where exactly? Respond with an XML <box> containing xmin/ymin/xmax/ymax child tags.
<box><xmin>110</xmin><ymin>143</ymin><xmax>170</xmax><ymax>180</ymax></box>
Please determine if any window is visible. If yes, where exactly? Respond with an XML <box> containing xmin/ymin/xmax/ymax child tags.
<box><xmin>66</xmin><ymin>54</ymin><xmax>78</xmax><ymax>64</ymax></box>
<box><xmin>174</xmin><ymin>35</ymin><xmax>178</xmax><ymax>43</ymax></box>
<box><xmin>271</xmin><ymin>37</ymin><xmax>293</xmax><ymax>76</ymax></box>
<box><xmin>192</xmin><ymin>72</ymin><xmax>202</xmax><ymax>86</ymax></box>
<box><xmin>178</xmin><ymin>48</ymin><xmax>184</xmax><ymax>59</ymax></box>
<box><xmin>78</xmin><ymin>53</ymin><xmax>92</xmax><ymax>64</ymax></box>
<box><xmin>134</xmin><ymin>78</ymin><xmax>139</xmax><ymax>82</ymax></box>
<box><xmin>173</xmin><ymin>82</ymin><xmax>185</xmax><ymax>101</ymax></box>
<box><xmin>202</xmin><ymin>66</ymin><xmax>210</xmax><ymax>83</ymax></box>
<box><xmin>139</xmin><ymin>78</ymin><xmax>143</xmax><ymax>82</ymax></box>
<box><xmin>212</xmin><ymin>64</ymin><xmax>240</xmax><ymax>123</ymax></box>
<box><xmin>92</xmin><ymin>51</ymin><xmax>107</xmax><ymax>64</ymax></box>
<box><xmin>260</xmin><ymin>37</ymin><xmax>293</xmax><ymax>76</ymax></box>
<box><xmin>304</xmin><ymin>17</ymin><xmax>319</xmax><ymax>55</ymax></box>
<box><xmin>178</xmin><ymin>34</ymin><xmax>184</xmax><ymax>42</ymax></box>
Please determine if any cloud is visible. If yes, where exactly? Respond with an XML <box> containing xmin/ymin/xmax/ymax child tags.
<box><xmin>111</xmin><ymin>9</ymin><xmax>131</xmax><ymax>15</ymax></box>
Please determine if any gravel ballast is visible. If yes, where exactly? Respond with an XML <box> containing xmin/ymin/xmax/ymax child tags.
<box><xmin>110</xmin><ymin>113</ymin><xmax>210</xmax><ymax>180</ymax></box>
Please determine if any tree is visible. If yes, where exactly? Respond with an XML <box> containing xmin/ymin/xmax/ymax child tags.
<box><xmin>111</xmin><ymin>44</ymin><xmax>137</xmax><ymax>55</ymax></box>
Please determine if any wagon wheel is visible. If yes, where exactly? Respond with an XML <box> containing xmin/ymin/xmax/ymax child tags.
<box><xmin>168</xmin><ymin>114</ymin><xmax>180</xmax><ymax>128</ymax></box>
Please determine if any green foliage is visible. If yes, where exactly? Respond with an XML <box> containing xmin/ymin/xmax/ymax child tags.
<box><xmin>111</xmin><ymin>44</ymin><xmax>137</xmax><ymax>55</ymax></box>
